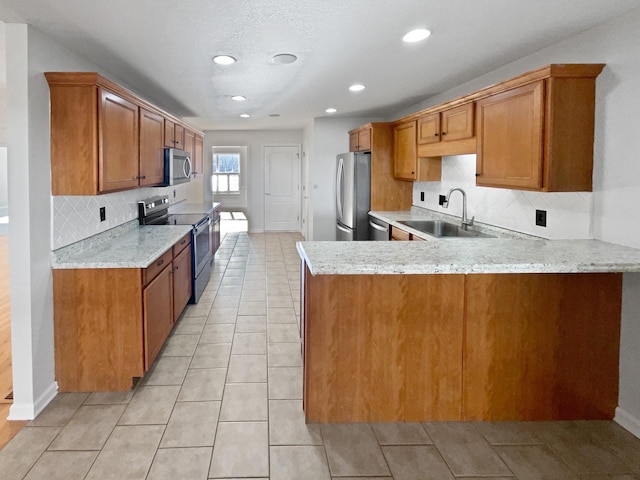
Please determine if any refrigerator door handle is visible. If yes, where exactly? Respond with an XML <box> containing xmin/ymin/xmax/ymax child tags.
<box><xmin>336</xmin><ymin>158</ymin><xmax>344</xmax><ymax>220</ymax></box>
<box><xmin>337</xmin><ymin>223</ymin><xmax>351</xmax><ymax>233</ymax></box>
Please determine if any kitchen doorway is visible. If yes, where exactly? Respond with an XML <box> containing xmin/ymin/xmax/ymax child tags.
<box><xmin>263</xmin><ymin>145</ymin><xmax>301</xmax><ymax>231</ymax></box>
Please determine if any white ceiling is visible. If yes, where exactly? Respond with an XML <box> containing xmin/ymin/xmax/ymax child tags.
<box><xmin>1</xmin><ymin>0</ymin><xmax>638</xmax><ymax>131</ymax></box>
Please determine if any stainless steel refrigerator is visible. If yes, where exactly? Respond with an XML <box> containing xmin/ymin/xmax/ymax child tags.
<box><xmin>336</xmin><ymin>152</ymin><xmax>371</xmax><ymax>241</ymax></box>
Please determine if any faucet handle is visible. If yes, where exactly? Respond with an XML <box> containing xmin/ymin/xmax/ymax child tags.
<box><xmin>463</xmin><ymin>216</ymin><xmax>475</xmax><ymax>227</ymax></box>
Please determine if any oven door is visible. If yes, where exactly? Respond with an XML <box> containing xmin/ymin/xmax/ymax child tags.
<box><xmin>193</xmin><ymin>216</ymin><xmax>212</xmax><ymax>276</ymax></box>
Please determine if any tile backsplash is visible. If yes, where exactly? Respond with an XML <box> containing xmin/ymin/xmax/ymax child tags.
<box><xmin>51</xmin><ymin>184</ymin><xmax>189</xmax><ymax>250</ymax></box>
<box><xmin>413</xmin><ymin>155</ymin><xmax>592</xmax><ymax>239</ymax></box>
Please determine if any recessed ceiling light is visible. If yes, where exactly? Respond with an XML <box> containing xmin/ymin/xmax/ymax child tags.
<box><xmin>271</xmin><ymin>53</ymin><xmax>298</xmax><ymax>64</ymax></box>
<box><xmin>269</xmin><ymin>114</ymin><xmax>281</xmax><ymax>117</ymax></box>
<box><xmin>212</xmin><ymin>55</ymin><xmax>237</xmax><ymax>65</ymax></box>
<box><xmin>403</xmin><ymin>28</ymin><xmax>431</xmax><ymax>43</ymax></box>
<box><xmin>325</xmin><ymin>108</ymin><xmax>337</xmax><ymax>114</ymax></box>
<box><xmin>231</xmin><ymin>95</ymin><xmax>246</xmax><ymax>101</ymax></box>
<box><xmin>349</xmin><ymin>84</ymin><xmax>366</xmax><ymax>92</ymax></box>
<box><xmin>239</xmin><ymin>113</ymin><xmax>251</xmax><ymax>118</ymax></box>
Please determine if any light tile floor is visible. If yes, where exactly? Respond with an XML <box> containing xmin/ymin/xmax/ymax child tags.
<box><xmin>1</xmin><ymin>231</ymin><xmax>640</xmax><ymax>479</ymax></box>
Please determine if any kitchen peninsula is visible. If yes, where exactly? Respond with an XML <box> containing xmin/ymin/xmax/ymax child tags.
<box><xmin>297</xmin><ymin>223</ymin><xmax>640</xmax><ymax>424</ymax></box>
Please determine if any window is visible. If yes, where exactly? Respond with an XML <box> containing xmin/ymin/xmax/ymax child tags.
<box><xmin>212</xmin><ymin>152</ymin><xmax>240</xmax><ymax>194</ymax></box>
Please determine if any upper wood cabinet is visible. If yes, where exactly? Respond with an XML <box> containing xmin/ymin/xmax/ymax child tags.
<box><xmin>475</xmin><ymin>64</ymin><xmax>604</xmax><ymax>191</ymax></box>
<box><xmin>164</xmin><ymin>119</ymin><xmax>176</xmax><ymax>148</ymax></box>
<box><xmin>183</xmin><ymin>128</ymin><xmax>195</xmax><ymax>160</ymax></box>
<box><xmin>193</xmin><ymin>134</ymin><xmax>204</xmax><ymax>176</ymax></box>
<box><xmin>393</xmin><ymin>121</ymin><xmax>418</xmax><ymax>181</ymax></box>
<box><xmin>348</xmin><ymin>126</ymin><xmax>372</xmax><ymax>152</ymax></box>
<box><xmin>393</xmin><ymin>120</ymin><xmax>442</xmax><ymax>183</ymax></box>
<box><xmin>45</xmin><ymin>72</ymin><xmax>204</xmax><ymax>195</ymax></box>
<box><xmin>139</xmin><ymin>107</ymin><xmax>165</xmax><ymax>187</ymax></box>
<box><xmin>98</xmin><ymin>89</ymin><xmax>140</xmax><ymax>193</ymax></box>
<box><xmin>417</xmin><ymin>103</ymin><xmax>475</xmax><ymax>157</ymax></box>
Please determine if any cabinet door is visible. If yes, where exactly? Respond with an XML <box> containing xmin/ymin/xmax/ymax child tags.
<box><xmin>174</xmin><ymin>124</ymin><xmax>185</xmax><ymax>150</ymax></box>
<box><xmin>393</xmin><ymin>121</ymin><xmax>417</xmax><ymax>181</ymax></box>
<box><xmin>349</xmin><ymin>132</ymin><xmax>359</xmax><ymax>152</ymax></box>
<box><xmin>441</xmin><ymin>103</ymin><xmax>474</xmax><ymax>142</ymax></box>
<box><xmin>164</xmin><ymin>119</ymin><xmax>175</xmax><ymax>147</ymax></box>
<box><xmin>390</xmin><ymin>226</ymin><xmax>410</xmax><ymax>241</ymax></box>
<box><xmin>357</xmin><ymin>128</ymin><xmax>371</xmax><ymax>151</ymax></box>
<box><xmin>173</xmin><ymin>246</ymin><xmax>192</xmax><ymax>321</ymax></box>
<box><xmin>194</xmin><ymin>135</ymin><xmax>204</xmax><ymax>176</ymax></box>
<box><xmin>476</xmin><ymin>81</ymin><xmax>544</xmax><ymax>190</ymax></box>
<box><xmin>417</xmin><ymin>112</ymin><xmax>440</xmax><ymax>145</ymax></box>
<box><xmin>143</xmin><ymin>263</ymin><xmax>174</xmax><ymax>370</ymax></box>
<box><xmin>139</xmin><ymin>108</ymin><xmax>165</xmax><ymax>187</ymax></box>
<box><xmin>184</xmin><ymin>129</ymin><xmax>195</xmax><ymax>158</ymax></box>
<box><xmin>99</xmin><ymin>89</ymin><xmax>139</xmax><ymax>193</ymax></box>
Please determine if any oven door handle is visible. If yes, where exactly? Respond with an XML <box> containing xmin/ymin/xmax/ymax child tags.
<box><xmin>194</xmin><ymin>216</ymin><xmax>211</xmax><ymax>233</ymax></box>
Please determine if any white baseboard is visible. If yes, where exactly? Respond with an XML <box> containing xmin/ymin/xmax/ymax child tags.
<box><xmin>7</xmin><ymin>382</ymin><xmax>58</xmax><ymax>421</ymax></box>
<box><xmin>614</xmin><ymin>406</ymin><xmax>640</xmax><ymax>439</ymax></box>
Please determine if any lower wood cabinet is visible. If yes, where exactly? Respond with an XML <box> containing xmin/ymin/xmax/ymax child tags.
<box><xmin>53</xmin><ymin>235</ymin><xmax>192</xmax><ymax>391</ymax></box>
<box><xmin>301</xmin><ymin>264</ymin><xmax>622</xmax><ymax>423</ymax></box>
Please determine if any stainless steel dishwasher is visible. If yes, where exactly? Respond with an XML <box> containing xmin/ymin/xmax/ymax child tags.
<box><xmin>368</xmin><ymin>215</ymin><xmax>390</xmax><ymax>240</ymax></box>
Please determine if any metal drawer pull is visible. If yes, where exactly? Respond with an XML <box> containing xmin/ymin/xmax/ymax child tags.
<box><xmin>156</xmin><ymin>259</ymin><xmax>164</xmax><ymax>267</ymax></box>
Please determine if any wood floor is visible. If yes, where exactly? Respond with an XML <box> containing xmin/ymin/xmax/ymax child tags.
<box><xmin>0</xmin><ymin>235</ymin><xmax>22</xmax><ymax>450</ymax></box>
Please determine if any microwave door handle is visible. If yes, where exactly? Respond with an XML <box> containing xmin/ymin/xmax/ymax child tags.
<box><xmin>184</xmin><ymin>157</ymin><xmax>192</xmax><ymax>177</ymax></box>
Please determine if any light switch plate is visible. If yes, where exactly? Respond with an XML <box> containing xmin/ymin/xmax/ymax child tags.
<box><xmin>536</xmin><ymin>209</ymin><xmax>547</xmax><ymax>227</ymax></box>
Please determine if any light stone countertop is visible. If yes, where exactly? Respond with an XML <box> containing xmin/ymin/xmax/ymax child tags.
<box><xmin>52</xmin><ymin>223</ymin><xmax>193</xmax><ymax>269</ymax></box>
<box><xmin>296</xmin><ymin>239</ymin><xmax>640</xmax><ymax>275</ymax></box>
<box><xmin>297</xmin><ymin>208</ymin><xmax>640</xmax><ymax>275</ymax></box>
<box><xmin>168</xmin><ymin>201</ymin><xmax>222</xmax><ymax>215</ymax></box>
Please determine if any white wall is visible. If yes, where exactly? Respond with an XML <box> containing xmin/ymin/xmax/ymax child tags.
<box><xmin>200</xmin><ymin>129</ymin><xmax>303</xmax><ymax>232</ymax></box>
<box><xmin>393</xmin><ymin>6</ymin><xmax>640</xmax><ymax>436</ymax></box>
<box><xmin>5</xmin><ymin>24</ymin><xmax>158</xmax><ymax>419</ymax></box>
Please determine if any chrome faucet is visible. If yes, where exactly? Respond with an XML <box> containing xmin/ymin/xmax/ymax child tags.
<box><xmin>442</xmin><ymin>188</ymin><xmax>474</xmax><ymax>229</ymax></box>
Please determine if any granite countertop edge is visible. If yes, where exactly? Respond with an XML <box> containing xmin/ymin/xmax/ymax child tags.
<box><xmin>52</xmin><ymin>224</ymin><xmax>193</xmax><ymax>269</ymax></box>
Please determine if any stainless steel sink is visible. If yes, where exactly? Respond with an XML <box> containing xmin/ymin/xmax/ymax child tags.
<box><xmin>398</xmin><ymin>220</ymin><xmax>494</xmax><ymax>238</ymax></box>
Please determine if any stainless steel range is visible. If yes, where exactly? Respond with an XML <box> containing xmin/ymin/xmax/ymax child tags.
<box><xmin>138</xmin><ymin>195</ymin><xmax>212</xmax><ymax>303</ymax></box>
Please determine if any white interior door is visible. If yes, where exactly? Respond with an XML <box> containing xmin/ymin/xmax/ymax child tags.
<box><xmin>264</xmin><ymin>145</ymin><xmax>300</xmax><ymax>231</ymax></box>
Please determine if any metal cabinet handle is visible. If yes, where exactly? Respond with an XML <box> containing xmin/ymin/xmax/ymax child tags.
<box><xmin>156</xmin><ymin>259</ymin><xmax>164</xmax><ymax>267</ymax></box>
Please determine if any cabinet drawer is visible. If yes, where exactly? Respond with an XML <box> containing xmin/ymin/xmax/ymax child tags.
<box><xmin>143</xmin><ymin>249</ymin><xmax>173</xmax><ymax>286</ymax></box>
<box><xmin>173</xmin><ymin>233</ymin><xmax>192</xmax><ymax>257</ymax></box>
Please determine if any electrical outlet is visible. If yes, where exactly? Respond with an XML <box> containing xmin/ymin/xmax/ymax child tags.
<box><xmin>99</xmin><ymin>207</ymin><xmax>106</xmax><ymax>222</ymax></box>
<box><xmin>535</xmin><ymin>209</ymin><xmax>547</xmax><ymax>227</ymax></box>
<box><xmin>439</xmin><ymin>195</ymin><xmax>446</xmax><ymax>206</ymax></box>
<box><xmin>420</xmin><ymin>191</ymin><xmax>425</xmax><ymax>202</ymax></box>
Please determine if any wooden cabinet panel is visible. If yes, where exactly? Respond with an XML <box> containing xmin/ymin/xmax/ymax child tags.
<box><xmin>417</xmin><ymin>112</ymin><xmax>440</xmax><ymax>145</ymax></box>
<box><xmin>390</xmin><ymin>226</ymin><xmax>410</xmax><ymax>241</ymax></box>
<box><xmin>184</xmin><ymin>129</ymin><xmax>195</xmax><ymax>160</ymax></box>
<box><xmin>463</xmin><ymin>273</ymin><xmax>622</xmax><ymax>421</ymax></box>
<box><xmin>172</xmin><ymin>233</ymin><xmax>191</xmax><ymax>257</ymax></box>
<box><xmin>98</xmin><ymin>89</ymin><xmax>140</xmax><ymax>193</ymax></box>
<box><xmin>303</xmin><ymin>268</ymin><xmax>464</xmax><ymax>422</ymax></box>
<box><xmin>174</xmin><ymin>124</ymin><xmax>185</xmax><ymax>150</ymax></box>
<box><xmin>348</xmin><ymin>127</ymin><xmax>372</xmax><ymax>152</ymax></box>
<box><xmin>476</xmin><ymin>81</ymin><xmax>545</xmax><ymax>190</ymax></box>
<box><xmin>194</xmin><ymin>134</ymin><xmax>204</xmax><ymax>176</ymax></box>
<box><xmin>143</xmin><ymin>263</ymin><xmax>174</xmax><ymax>370</ymax></box>
<box><xmin>173</xmin><ymin>245</ymin><xmax>192</xmax><ymax>321</ymax></box>
<box><xmin>441</xmin><ymin>103</ymin><xmax>474</xmax><ymax>142</ymax></box>
<box><xmin>393</xmin><ymin>121</ymin><xmax>417</xmax><ymax>181</ymax></box>
<box><xmin>164</xmin><ymin>119</ymin><xmax>175</xmax><ymax>148</ymax></box>
<box><xmin>139</xmin><ymin>107</ymin><xmax>165</xmax><ymax>187</ymax></box>
<box><xmin>53</xmin><ymin>268</ymin><xmax>144</xmax><ymax>391</ymax></box>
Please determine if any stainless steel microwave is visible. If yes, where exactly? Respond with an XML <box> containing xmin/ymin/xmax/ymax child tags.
<box><xmin>163</xmin><ymin>148</ymin><xmax>192</xmax><ymax>186</ymax></box>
